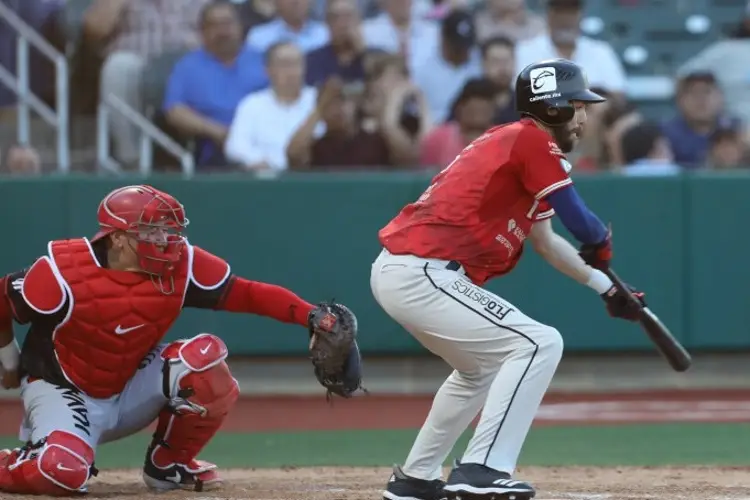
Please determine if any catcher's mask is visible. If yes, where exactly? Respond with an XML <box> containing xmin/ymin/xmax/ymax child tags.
<box><xmin>92</xmin><ymin>185</ymin><xmax>189</xmax><ymax>294</ymax></box>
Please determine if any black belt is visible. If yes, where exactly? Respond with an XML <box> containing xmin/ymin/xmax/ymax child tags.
<box><xmin>446</xmin><ymin>260</ymin><xmax>461</xmax><ymax>271</ymax></box>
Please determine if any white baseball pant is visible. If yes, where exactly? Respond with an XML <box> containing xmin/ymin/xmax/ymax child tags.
<box><xmin>370</xmin><ymin>248</ymin><xmax>563</xmax><ymax>480</ymax></box>
<box><xmin>19</xmin><ymin>343</ymin><xmax>170</xmax><ymax>451</ymax></box>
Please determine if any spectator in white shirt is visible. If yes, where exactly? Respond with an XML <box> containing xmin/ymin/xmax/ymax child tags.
<box><xmin>225</xmin><ymin>41</ymin><xmax>321</xmax><ymax>171</ymax></box>
<box><xmin>413</xmin><ymin>9</ymin><xmax>482</xmax><ymax>123</ymax></box>
<box><xmin>245</xmin><ymin>0</ymin><xmax>329</xmax><ymax>54</ymax></box>
<box><xmin>515</xmin><ymin>0</ymin><xmax>626</xmax><ymax>95</ymax></box>
<box><xmin>361</xmin><ymin>0</ymin><xmax>440</xmax><ymax>75</ymax></box>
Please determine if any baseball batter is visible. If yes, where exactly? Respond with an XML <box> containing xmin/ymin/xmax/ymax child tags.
<box><xmin>0</xmin><ymin>184</ymin><xmax>361</xmax><ymax>495</ymax></box>
<box><xmin>371</xmin><ymin>59</ymin><xmax>646</xmax><ymax>500</ymax></box>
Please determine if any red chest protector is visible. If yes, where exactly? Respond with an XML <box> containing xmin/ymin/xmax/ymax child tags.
<box><xmin>34</xmin><ymin>238</ymin><xmax>189</xmax><ymax>398</ymax></box>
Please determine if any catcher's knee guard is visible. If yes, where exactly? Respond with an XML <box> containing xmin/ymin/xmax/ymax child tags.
<box><xmin>0</xmin><ymin>431</ymin><xmax>96</xmax><ymax>496</ymax></box>
<box><xmin>144</xmin><ymin>333</ymin><xmax>239</xmax><ymax>492</ymax></box>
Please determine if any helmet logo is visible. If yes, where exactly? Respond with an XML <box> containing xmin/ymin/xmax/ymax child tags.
<box><xmin>530</xmin><ymin>67</ymin><xmax>558</xmax><ymax>94</ymax></box>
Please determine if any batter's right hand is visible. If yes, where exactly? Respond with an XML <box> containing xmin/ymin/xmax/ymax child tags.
<box><xmin>1</xmin><ymin>369</ymin><xmax>20</xmax><ymax>389</ymax></box>
<box><xmin>601</xmin><ymin>284</ymin><xmax>645</xmax><ymax>321</ymax></box>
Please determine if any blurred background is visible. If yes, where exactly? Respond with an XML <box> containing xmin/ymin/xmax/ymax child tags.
<box><xmin>4</xmin><ymin>0</ymin><xmax>750</xmax><ymax>175</ymax></box>
<box><xmin>0</xmin><ymin>0</ymin><xmax>748</xmax><ymax>474</ymax></box>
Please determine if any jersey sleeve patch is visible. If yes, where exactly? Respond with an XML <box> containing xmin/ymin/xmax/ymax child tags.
<box><xmin>190</xmin><ymin>246</ymin><xmax>231</xmax><ymax>290</ymax></box>
<box><xmin>22</xmin><ymin>256</ymin><xmax>67</xmax><ymax>315</ymax></box>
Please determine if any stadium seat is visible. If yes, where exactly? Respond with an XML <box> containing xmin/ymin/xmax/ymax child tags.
<box><xmin>139</xmin><ymin>50</ymin><xmax>197</xmax><ymax>171</ymax></box>
<box><xmin>140</xmin><ymin>50</ymin><xmax>188</xmax><ymax>118</ymax></box>
<box><xmin>59</xmin><ymin>0</ymin><xmax>92</xmax><ymax>50</ymax></box>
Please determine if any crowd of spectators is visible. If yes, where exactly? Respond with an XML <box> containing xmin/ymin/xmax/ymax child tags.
<box><xmin>2</xmin><ymin>0</ymin><xmax>750</xmax><ymax>175</ymax></box>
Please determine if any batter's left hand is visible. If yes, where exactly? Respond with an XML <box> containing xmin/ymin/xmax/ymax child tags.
<box><xmin>601</xmin><ymin>284</ymin><xmax>646</xmax><ymax>321</ymax></box>
<box><xmin>1</xmin><ymin>369</ymin><xmax>20</xmax><ymax>390</ymax></box>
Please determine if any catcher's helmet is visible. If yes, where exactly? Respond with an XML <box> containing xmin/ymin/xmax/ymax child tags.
<box><xmin>92</xmin><ymin>185</ymin><xmax>189</xmax><ymax>287</ymax></box>
<box><xmin>515</xmin><ymin>58</ymin><xmax>605</xmax><ymax>126</ymax></box>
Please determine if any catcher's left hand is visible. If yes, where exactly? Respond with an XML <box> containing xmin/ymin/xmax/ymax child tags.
<box><xmin>307</xmin><ymin>302</ymin><xmax>364</xmax><ymax>399</ymax></box>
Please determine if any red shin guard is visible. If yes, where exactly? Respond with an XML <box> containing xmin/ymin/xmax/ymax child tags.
<box><xmin>151</xmin><ymin>334</ymin><xmax>239</xmax><ymax>469</ymax></box>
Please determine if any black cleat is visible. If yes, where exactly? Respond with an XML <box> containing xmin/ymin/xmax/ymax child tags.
<box><xmin>443</xmin><ymin>462</ymin><xmax>535</xmax><ymax>500</ymax></box>
<box><xmin>383</xmin><ymin>465</ymin><xmax>447</xmax><ymax>500</ymax></box>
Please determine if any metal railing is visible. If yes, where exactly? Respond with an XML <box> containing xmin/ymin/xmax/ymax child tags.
<box><xmin>0</xmin><ymin>1</ymin><xmax>70</xmax><ymax>172</ymax></box>
<box><xmin>97</xmin><ymin>94</ymin><xmax>195</xmax><ymax>177</ymax></box>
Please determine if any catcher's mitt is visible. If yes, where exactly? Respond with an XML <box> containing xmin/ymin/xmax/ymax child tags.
<box><xmin>308</xmin><ymin>302</ymin><xmax>364</xmax><ymax>399</ymax></box>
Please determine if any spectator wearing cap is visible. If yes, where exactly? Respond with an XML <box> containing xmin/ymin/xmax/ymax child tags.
<box><xmin>707</xmin><ymin>126</ymin><xmax>750</xmax><ymax>169</ymax></box>
<box><xmin>515</xmin><ymin>0</ymin><xmax>626</xmax><ymax>95</ymax></box>
<box><xmin>361</xmin><ymin>0</ymin><xmax>440</xmax><ymax>76</ymax></box>
<box><xmin>661</xmin><ymin>71</ymin><xmax>744</xmax><ymax>168</ymax></box>
<box><xmin>475</xmin><ymin>0</ymin><xmax>545</xmax><ymax>43</ymax></box>
<box><xmin>413</xmin><ymin>9</ymin><xmax>482</xmax><ymax>123</ymax></box>
<box><xmin>419</xmin><ymin>78</ymin><xmax>496</xmax><ymax>168</ymax></box>
<box><xmin>619</xmin><ymin>121</ymin><xmax>681</xmax><ymax>176</ymax></box>
<box><xmin>305</xmin><ymin>0</ymin><xmax>367</xmax><ymax>87</ymax></box>
<box><xmin>678</xmin><ymin>2</ymin><xmax>750</xmax><ymax>124</ymax></box>
<box><xmin>246</xmin><ymin>0</ymin><xmax>329</xmax><ymax>54</ymax></box>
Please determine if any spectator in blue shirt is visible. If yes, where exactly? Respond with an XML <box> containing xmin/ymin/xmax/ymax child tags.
<box><xmin>305</xmin><ymin>0</ymin><xmax>367</xmax><ymax>87</ymax></box>
<box><xmin>245</xmin><ymin>0</ymin><xmax>329</xmax><ymax>54</ymax></box>
<box><xmin>662</xmin><ymin>71</ymin><xmax>744</xmax><ymax>168</ymax></box>
<box><xmin>164</xmin><ymin>0</ymin><xmax>269</xmax><ymax>168</ymax></box>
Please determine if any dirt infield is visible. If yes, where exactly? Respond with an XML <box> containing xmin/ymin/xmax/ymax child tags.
<box><xmin>12</xmin><ymin>466</ymin><xmax>747</xmax><ymax>499</ymax></box>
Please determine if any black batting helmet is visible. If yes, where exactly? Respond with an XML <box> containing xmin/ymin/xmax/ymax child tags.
<box><xmin>515</xmin><ymin>58</ymin><xmax>605</xmax><ymax>126</ymax></box>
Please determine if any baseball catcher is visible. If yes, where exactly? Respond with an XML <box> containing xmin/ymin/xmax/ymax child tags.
<box><xmin>0</xmin><ymin>184</ymin><xmax>363</xmax><ymax>495</ymax></box>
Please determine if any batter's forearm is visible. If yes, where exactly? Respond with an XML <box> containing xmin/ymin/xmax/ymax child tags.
<box><xmin>217</xmin><ymin>276</ymin><xmax>314</xmax><ymax>326</ymax></box>
<box><xmin>537</xmin><ymin>233</ymin><xmax>612</xmax><ymax>293</ymax></box>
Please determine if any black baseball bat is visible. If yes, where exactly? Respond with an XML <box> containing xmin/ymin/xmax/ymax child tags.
<box><xmin>604</xmin><ymin>268</ymin><xmax>692</xmax><ymax>372</ymax></box>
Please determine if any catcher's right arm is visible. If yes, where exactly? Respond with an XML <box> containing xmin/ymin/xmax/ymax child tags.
<box><xmin>307</xmin><ymin>302</ymin><xmax>365</xmax><ymax>399</ymax></box>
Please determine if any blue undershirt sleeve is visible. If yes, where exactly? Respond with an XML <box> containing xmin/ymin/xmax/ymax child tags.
<box><xmin>546</xmin><ymin>185</ymin><xmax>608</xmax><ymax>245</ymax></box>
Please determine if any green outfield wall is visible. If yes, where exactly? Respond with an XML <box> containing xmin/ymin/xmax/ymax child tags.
<box><xmin>1</xmin><ymin>172</ymin><xmax>746</xmax><ymax>355</ymax></box>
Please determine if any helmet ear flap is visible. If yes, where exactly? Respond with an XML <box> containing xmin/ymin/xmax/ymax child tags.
<box><xmin>542</xmin><ymin>101</ymin><xmax>575</xmax><ymax>126</ymax></box>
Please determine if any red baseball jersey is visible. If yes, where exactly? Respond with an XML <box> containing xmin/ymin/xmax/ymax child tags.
<box><xmin>379</xmin><ymin>118</ymin><xmax>573</xmax><ymax>285</ymax></box>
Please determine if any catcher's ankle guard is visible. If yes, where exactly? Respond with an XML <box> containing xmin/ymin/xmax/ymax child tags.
<box><xmin>0</xmin><ymin>431</ymin><xmax>97</xmax><ymax>495</ymax></box>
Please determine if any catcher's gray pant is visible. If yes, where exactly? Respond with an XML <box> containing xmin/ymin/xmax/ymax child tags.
<box><xmin>19</xmin><ymin>343</ymin><xmax>169</xmax><ymax>450</ymax></box>
<box><xmin>370</xmin><ymin>249</ymin><xmax>563</xmax><ymax>480</ymax></box>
